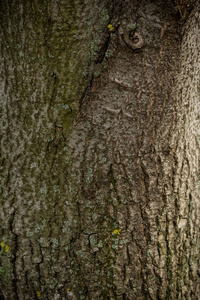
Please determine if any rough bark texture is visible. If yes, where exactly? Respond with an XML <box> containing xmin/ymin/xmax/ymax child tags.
<box><xmin>0</xmin><ymin>0</ymin><xmax>199</xmax><ymax>299</ymax></box>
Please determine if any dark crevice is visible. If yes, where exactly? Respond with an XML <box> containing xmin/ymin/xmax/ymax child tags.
<box><xmin>78</xmin><ymin>2</ymin><xmax>118</xmax><ymax>114</ymax></box>
<box><xmin>165</xmin><ymin>213</ymin><xmax>172</xmax><ymax>300</ymax></box>
<box><xmin>8</xmin><ymin>210</ymin><xmax>19</xmax><ymax>300</ymax></box>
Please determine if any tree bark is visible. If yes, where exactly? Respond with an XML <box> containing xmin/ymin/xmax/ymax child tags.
<box><xmin>0</xmin><ymin>0</ymin><xmax>199</xmax><ymax>299</ymax></box>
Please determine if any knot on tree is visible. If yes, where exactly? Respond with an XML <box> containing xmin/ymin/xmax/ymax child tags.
<box><xmin>119</xmin><ymin>28</ymin><xmax>145</xmax><ymax>51</ymax></box>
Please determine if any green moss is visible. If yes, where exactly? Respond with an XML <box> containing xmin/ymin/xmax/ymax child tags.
<box><xmin>62</xmin><ymin>112</ymin><xmax>76</xmax><ymax>134</ymax></box>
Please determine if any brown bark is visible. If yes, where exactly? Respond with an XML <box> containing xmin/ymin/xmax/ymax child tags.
<box><xmin>0</xmin><ymin>0</ymin><xmax>199</xmax><ymax>299</ymax></box>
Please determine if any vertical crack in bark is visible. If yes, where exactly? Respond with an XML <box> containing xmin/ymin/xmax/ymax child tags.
<box><xmin>12</xmin><ymin>234</ymin><xmax>19</xmax><ymax>300</ymax></box>
<box><xmin>165</xmin><ymin>213</ymin><xmax>172</xmax><ymax>299</ymax></box>
<box><xmin>9</xmin><ymin>211</ymin><xmax>19</xmax><ymax>300</ymax></box>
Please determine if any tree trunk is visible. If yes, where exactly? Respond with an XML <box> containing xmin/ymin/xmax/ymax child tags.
<box><xmin>0</xmin><ymin>0</ymin><xmax>199</xmax><ymax>299</ymax></box>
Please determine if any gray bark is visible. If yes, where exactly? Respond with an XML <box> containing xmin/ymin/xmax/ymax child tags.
<box><xmin>0</xmin><ymin>0</ymin><xmax>199</xmax><ymax>299</ymax></box>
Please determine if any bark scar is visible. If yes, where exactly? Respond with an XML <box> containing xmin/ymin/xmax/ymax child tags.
<box><xmin>120</xmin><ymin>29</ymin><xmax>145</xmax><ymax>51</ymax></box>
